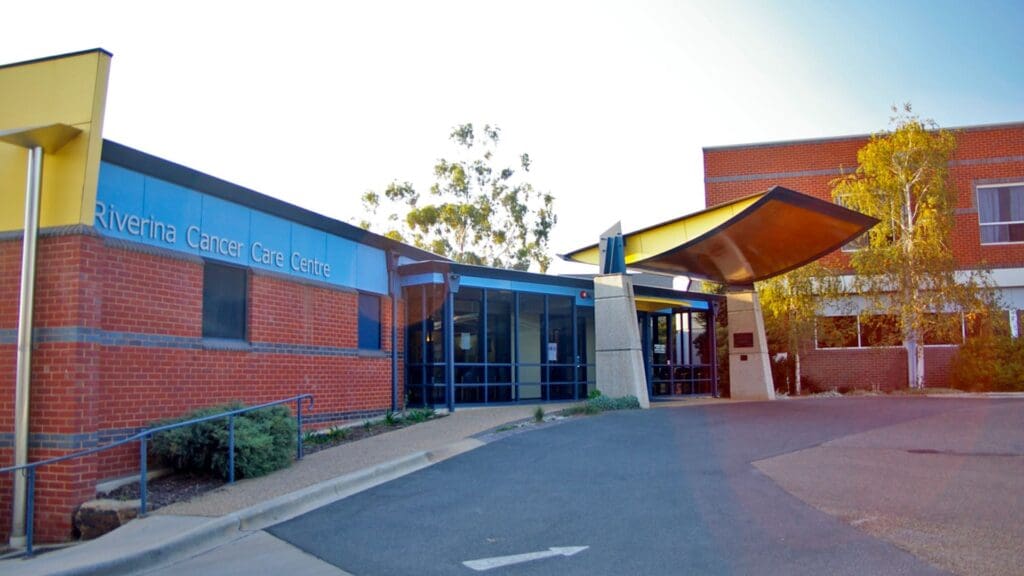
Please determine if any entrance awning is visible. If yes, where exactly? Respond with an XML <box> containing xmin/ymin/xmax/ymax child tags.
<box><xmin>561</xmin><ymin>186</ymin><xmax>876</xmax><ymax>286</ymax></box>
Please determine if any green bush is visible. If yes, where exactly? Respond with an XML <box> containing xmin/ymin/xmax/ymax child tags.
<box><xmin>949</xmin><ymin>336</ymin><xmax>1024</xmax><ymax>392</ymax></box>
<box><xmin>563</xmin><ymin>394</ymin><xmax>641</xmax><ymax>415</ymax></box>
<box><xmin>150</xmin><ymin>402</ymin><xmax>297</xmax><ymax>480</ymax></box>
<box><xmin>404</xmin><ymin>407</ymin><xmax>435</xmax><ymax>423</ymax></box>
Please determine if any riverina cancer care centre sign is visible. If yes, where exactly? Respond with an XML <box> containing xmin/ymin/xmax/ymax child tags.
<box><xmin>94</xmin><ymin>161</ymin><xmax>387</xmax><ymax>294</ymax></box>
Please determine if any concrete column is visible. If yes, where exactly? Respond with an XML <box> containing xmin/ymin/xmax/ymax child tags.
<box><xmin>726</xmin><ymin>288</ymin><xmax>775</xmax><ymax>401</ymax></box>
<box><xmin>594</xmin><ymin>274</ymin><xmax>650</xmax><ymax>408</ymax></box>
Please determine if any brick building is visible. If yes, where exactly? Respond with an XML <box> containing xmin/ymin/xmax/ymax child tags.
<box><xmin>704</xmin><ymin>122</ymin><xmax>1024</xmax><ymax>390</ymax></box>
<box><xmin>2</xmin><ymin>50</ymin><xmax>721</xmax><ymax>543</ymax></box>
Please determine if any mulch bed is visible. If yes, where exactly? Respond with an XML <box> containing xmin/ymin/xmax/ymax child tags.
<box><xmin>302</xmin><ymin>412</ymin><xmax>446</xmax><ymax>455</ymax></box>
<box><xmin>100</xmin><ymin>473</ymin><xmax>224</xmax><ymax>511</ymax></box>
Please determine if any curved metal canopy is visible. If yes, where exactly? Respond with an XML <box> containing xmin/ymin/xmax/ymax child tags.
<box><xmin>561</xmin><ymin>186</ymin><xmax>877</xmax><ymax>286</ymax></box>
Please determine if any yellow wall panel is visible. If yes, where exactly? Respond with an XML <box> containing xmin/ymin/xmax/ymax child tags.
<box><xmin>0</xmin><ymin>50</ymin><xmax>110</xmax><ymax>232</ymax></box>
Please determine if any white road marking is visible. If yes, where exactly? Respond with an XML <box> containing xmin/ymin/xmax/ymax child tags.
<box><xmin>462</xmin><ymin>546</ymin><xmax>589</xmax><ymax>571</ymax></box>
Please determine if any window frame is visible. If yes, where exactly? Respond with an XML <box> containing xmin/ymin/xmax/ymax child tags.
<box><xmin>977</xmin><ymin>182</ymin><xmax>1024</xmax><ymax>245</ymax></box>
<box><xmin>815</xmin><ymin>315</ymin><xmax>860</xmax><ymax>349</ymax></box>
<box><xmin>357</xmin><ymin>292</ymin><xmax>382</xmax><ymax>350</ymax></box>
<box><xmin>201</xmin><ymin>260</ymin><xmax>249</xmax><ymax>341</ymax></box>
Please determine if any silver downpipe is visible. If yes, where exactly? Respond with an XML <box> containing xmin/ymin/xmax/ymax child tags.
<box><xmin>10</xmin><ymin>146</ymin><xmax>43</xmax><ymax>547</ymax></box>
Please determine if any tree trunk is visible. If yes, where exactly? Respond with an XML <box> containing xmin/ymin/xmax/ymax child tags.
<box><xmin>905</xmin><ymin>336</ymin><xmax>926</xmax><ymax>389</ymax></box>
<box><xmin>794</xmin><ymin>352</ymin><xmax>802</xmax><ymax>396</ymax></box>
<box><xmin>916</xmin><ymin>339</ymin><xmax>926</xmax><ymax>389</ymax></box>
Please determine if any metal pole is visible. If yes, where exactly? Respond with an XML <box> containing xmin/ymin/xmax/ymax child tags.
<box><xmin>389</xmin><ymin>251</ymin><xmax>400</xmax><ymax>412</ymax></box>
<box><xmin>709</xmin><ymin>302</ymin><xmax>720</xmax><ymax>398</ymax></box>
<box><xmin>25</xmin><ymin>469</ymin><xmax>35</xmax><ymax>557</ymax></box>
<box><xmin>140</xmin><ymin>435</ymin><xmax>149</xmax><ymax>515</ymax></box>
<box><xmin>228</xmin><ymin>416</ymin><xmax>236</xmax><ymax>483</ymax></box>
<box><xmin>296</xmin><ymin>398</ymin><xmax>304</xmax><ymax>460</ymax></box>
<box><xmin>11</xmin><ymin>146</ymin><xmax>43</xmax><ymax>547</ymax></box>
<box><xmin>446</xmin><ymin>289</ymin><xmax>455</xmax><ymax>412</ymax></box>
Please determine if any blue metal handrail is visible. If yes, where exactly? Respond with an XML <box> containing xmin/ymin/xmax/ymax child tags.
<box><xmin>0</xmin><ymin>393</ymin><xmax>314</xmax><ymax>556</ymax></box>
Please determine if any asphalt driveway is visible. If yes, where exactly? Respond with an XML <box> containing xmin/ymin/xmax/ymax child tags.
<box><xmin>268</xmin><ymin>397</ymin><xmax>1022</xmax><ymax>575</ymax></box>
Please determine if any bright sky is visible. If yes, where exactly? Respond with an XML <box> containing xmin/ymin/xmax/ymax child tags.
<box><xmin>6</xmin><ymin>0</ymin><xmax>1023</xmax><ymax>273</ymax></box>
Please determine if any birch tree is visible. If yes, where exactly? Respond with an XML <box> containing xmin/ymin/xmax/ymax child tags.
<box><xmin>831</xmin><ymin>105</ymin><xmax>996</xmax><ymax>389</ymax></box>
<box><xmin>758</xmin><ymin>261</ymin><xmax>845</xmax><ymax>395</ymax></box>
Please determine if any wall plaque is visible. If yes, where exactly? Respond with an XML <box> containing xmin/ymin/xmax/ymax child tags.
<box><xmin>733</xmin><ymin>332</ymin><xmax>754</xmax><ymax>348</ymax></box>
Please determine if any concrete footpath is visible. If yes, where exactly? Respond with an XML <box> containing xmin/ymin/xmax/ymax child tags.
<box><xmin>0</xmin><ymin>404</ymin><xmax>559</xmax><ymax>576</ymax></box>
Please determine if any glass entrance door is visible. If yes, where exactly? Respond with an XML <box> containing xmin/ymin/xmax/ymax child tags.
<box><xmin>643</xmin><ymin>310</ymin><xmax>715</xmax><ymax>398</ymax></box>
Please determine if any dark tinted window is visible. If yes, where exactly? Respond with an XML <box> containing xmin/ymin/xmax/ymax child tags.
<box><xmin>202</xmin><ymin>262</ymin><xmax>247</xmax><ymax>340</ymax></box>
<box><xmin>861</xmin><ymin>315</ymin><xmax>900</xmax><ymax>347</ymax></box>
<box><xmin>359</xmin><ymin>293</ymin><xmax>381</xmax><ymax>350</ymax></box>
<box><xmin>924</xmin><ymin>313</ymin><xmax>963</xmax><ymax>345</ymax></box>
<box><xmin>965</xmin><ymin>310</ymin><xmax>1010</xmax><ymax>340</ymax></box>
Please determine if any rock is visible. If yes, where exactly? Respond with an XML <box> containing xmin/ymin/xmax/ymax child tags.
<box><xmin>74</xmin><ymin>499</ymin><xmax>140</xmax><ymax>540</ymax></box>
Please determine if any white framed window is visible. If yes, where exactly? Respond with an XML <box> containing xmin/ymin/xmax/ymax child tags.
<box><xmin>978</xmin><ymin>182</ymin><xmax>1024</xmax><ymax>244</ymax></box>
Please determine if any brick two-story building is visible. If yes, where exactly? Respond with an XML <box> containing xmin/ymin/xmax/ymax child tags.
<box><xmin>704</xmin><ymin>122</ymin><xmax>1024</xmax><ymax>390</ymax></box>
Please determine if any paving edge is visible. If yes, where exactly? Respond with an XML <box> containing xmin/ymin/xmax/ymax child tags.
<box><xmin>34</xmin><ymin>444</ymin><xmax>483</xmax><ymax>576</ymax></box>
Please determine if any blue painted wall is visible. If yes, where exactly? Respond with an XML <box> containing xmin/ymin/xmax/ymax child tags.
<box><xmin>95</xmin><ymin>162</ymin><xmax>388</xmax><ymax>294</ymax></box>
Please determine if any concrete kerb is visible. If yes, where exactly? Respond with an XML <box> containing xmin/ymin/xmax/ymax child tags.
<box><xmin>3</xmin><ymin>440</ymin><xmax>486</xmax><ymax>576</ymax></box>
<box><xmin>234</xmin><ymin>450</ymin><xmax>433</xmax><ymax>532</ymax></box>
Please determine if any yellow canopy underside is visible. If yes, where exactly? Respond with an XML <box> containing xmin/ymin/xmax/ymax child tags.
<box><xmin>562</xmin><ymin>186</ymin><xmax>876</xmax><ymax>286</ymax></box>
<box><xmin>634</xmin><ymin>296</ymin><xmax>706</xmax><ymax>312</ymax></box>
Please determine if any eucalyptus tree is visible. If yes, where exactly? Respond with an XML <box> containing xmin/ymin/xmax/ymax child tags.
<box><xmin>361</xmin><ymin>123</ymin><xmax>556</xmax><ymax>272</ymax></box>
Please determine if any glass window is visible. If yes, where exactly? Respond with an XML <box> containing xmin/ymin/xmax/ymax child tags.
<box><xmin>453</xmin><ymin>288</ymin><xmax>483</xmax><ymax>364</ymax></box>
<box><xmin>690</xmin><ymin>311</ymin><xmax>710</xmax><ymax>364</ymax></box>
<box><xmin>426</xmin><ymin>285</ymin><xmax>446</xmax><ymax>364</ymax></box>
<box><xmin>406</xmin><ymin>286</ymin><xmax>425</xmax><ymax>365</ymax></box>
<box><xmin>978</xmin><ymin>184</ymin><xmax>1024</xmax><ymax>244</ymax></box>
<box><xmin>860</xmin><ymin>315</ymin><xmax>901</xmax><ymax>347</ymax></box>
<box><xmin>517</xmin><ymin>293</ymin><xmax>544</xmax><ymax>400</ymax></box>
<box><xmin>965</xmin><ymin>310</ymin><xmax>1011</xmax><ymax>340</ymax></box>
<box><xmin>816</xmin><ymin>316</ymin><xmax>858</xmax><ymax>348</ymax></box>
<box><xmin>202</xmin><ymin>261</ymin><xmax>247</xmax><ymax>340</ymax></box>
<box><xmin>547</xmin><ymin>296</ymin><xmax>575</xmax><ymax>399</ymax></box>
<box><xmin>358</xmin><ymin>293</ymin><xmax>381</xmax><ymax>350</ymax></box>
<box><xmin>487</xmin><ymin>290</ymin><xmax>514</xmax><ymax>365</ymax></box>
<box><xmin>578</xmin><ymin>306</ymin><xmax>596</xmax><ymax>397</ymax></box>
<box><xmin>487</xmin><ymin>290</ymin><xmax>514</xmax><ymax>393</ymax></box>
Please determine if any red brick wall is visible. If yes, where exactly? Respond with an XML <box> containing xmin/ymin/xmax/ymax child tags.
<box><xmin>1</xmin><ymin>233</ymin><xmax>400</xmax><ymax>542</ymax></box>
<box><xmin>799</xmin><ymin>346</ymin><xmax>956</xmax><ymax>391</ymax></box>
<box><xmin>704</xmin><ymin>123</ymin><xmax>1024</xmax><ymax>270</ymax></box>
<box><xmin>1</xmin><ymin>234</ymin><xmax>105</xmax><ymax>542</ymax></box>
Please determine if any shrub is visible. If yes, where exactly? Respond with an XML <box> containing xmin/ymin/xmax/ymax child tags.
<box><xmin>563</xmin><ymin>394</ymin><xmax>641</xmax><ymax>415</ymax></box>
<box><xmin>533</xmin><ymin>406</ymin><xmax>545</xmax><ymax>422</ymax></box>
<box><xmin>150</xmin><ymin>402</ymin><xmax>297</xmax><ymax>480</ymax></box>
<box><xmin>800</xmin><ymin>375</ymin><xmax>827</xmax><ymax>394</ymax></box>
<box><xmin>404</xmin><ymin>407</ymin><xmax>436</xmax><ymax>423</ymax></box>
<box><xmin>949</xmin><ymin>336</ymin><xmax>1024</xmax><ymax>392</ymax></box>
